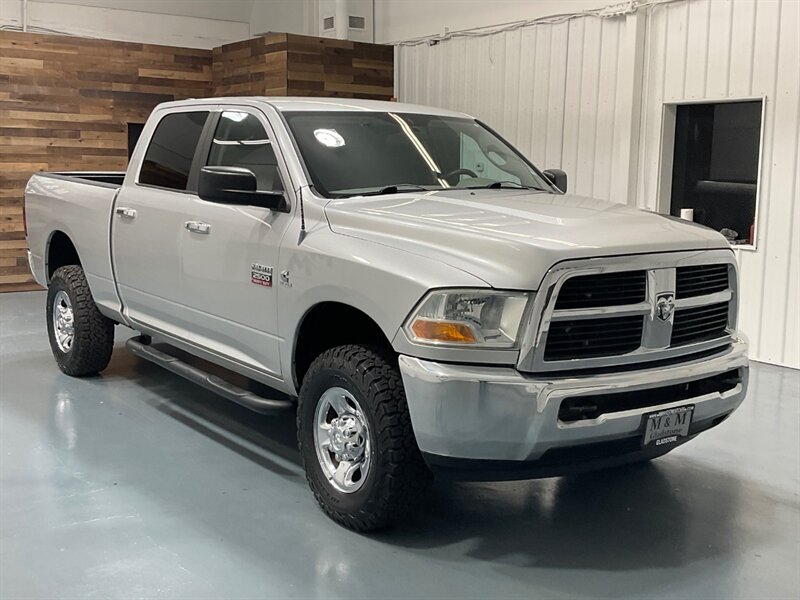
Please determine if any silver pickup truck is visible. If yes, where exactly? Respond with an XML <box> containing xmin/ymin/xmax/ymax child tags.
<box><xmin>25</xmin><ymin>97</ymin><xmax>749</xmax><ymax>531</ymax></box>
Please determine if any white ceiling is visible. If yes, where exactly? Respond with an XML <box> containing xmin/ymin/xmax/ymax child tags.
<box><xmin>38</xmin><ymin>0</ymin><xmax>257</xmax><ymax>23</ymax></box>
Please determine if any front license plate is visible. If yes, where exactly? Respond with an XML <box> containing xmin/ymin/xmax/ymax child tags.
<box><xmin>642</xmin><ymin>405</ymin><xmax>694</xmax><ymax>448</ymax></box>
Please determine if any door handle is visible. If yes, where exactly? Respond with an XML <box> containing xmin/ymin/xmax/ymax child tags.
<box><xmin>185</xmin><ymin>221</ymin><xmax>211</xmax><ymax>235</ymax></box>
<box><xmin>115</xmin><ymin>207</ymin><xmax>137</xmax><ymax>219</ymax></box>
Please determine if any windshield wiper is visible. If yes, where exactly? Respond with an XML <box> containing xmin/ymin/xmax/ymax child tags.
<box><xmin>357</xmin><ymin>184</ymin><xmax>434</xmax><ymax>197</ymax></box>
<box><xmin>465</xmin><ymin>181</ymin><xmax>546</xmax><ymax>191</ymax></box>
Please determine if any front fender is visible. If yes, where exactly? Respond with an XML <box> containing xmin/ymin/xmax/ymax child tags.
<box><xmin>276</xmin><ymin>225</ymin><xmax>486</xmax><ymax>393</ymax></box>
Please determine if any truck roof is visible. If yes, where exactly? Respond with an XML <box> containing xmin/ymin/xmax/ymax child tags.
<box><xmin>154</xmin><ymin>96</ymin><xmax>472</xmax><ymax>119</ymax></box>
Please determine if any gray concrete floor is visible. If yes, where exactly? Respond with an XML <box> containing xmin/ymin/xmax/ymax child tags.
<box><xmin>1</xmin><ymin>291</ymin><xmax>799</xmax><ymax>600</ymax></box>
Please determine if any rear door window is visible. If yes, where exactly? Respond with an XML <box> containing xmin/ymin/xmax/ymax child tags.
<box><xmin>139</xmin><ymin>111</ymin><xmax>209</xmax><ymax>190</ymax></box>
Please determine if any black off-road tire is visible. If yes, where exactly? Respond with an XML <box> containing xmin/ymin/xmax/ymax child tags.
<box><xmin>46</xmin><ymin>265</ymin><xmax>115</xmax><ymax>377</ymax></box>
<box><xmin>297</xmin><ymin>345</ymin><xmax>431</xmax><ymax>531</ymax></box>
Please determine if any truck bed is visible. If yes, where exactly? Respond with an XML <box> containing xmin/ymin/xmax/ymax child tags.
<box><xmin>25</xmin><ymin>171</ymin><xmax>126</xmax><ymax>321</ymax></box>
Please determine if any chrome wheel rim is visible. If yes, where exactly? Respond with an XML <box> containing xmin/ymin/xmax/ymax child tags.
<box><xmin>52</xmin><ymin>290</ymin><xmax>75</xmax><ymax>353</ymax></box>
<box><xmin>313</xmin><ymin>386</ymin><xmax>371</xmax><ymax>493</ymax></box>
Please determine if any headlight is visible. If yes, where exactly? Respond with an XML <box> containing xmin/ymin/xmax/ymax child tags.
<box><xmin>404</xmin><ymin>289</ymin><xmax>531</xmax><ymax>348</ymax></box>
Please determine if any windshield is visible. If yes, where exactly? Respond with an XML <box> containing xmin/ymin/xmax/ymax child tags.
<box><xmin>282</xmin><ymin>111</ymin><xmax>554</xmax><ymax>198</ymax></box>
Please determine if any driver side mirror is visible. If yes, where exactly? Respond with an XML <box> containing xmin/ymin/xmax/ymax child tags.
<box><xmin>543</xmin><ymin>168</ymin><xmax>568</xmax><ymax>193</ymax></box>
<box><xmin>198</xmin><ymin>166</ymin><xmax>287</xmax><ymax>211</ymax></box>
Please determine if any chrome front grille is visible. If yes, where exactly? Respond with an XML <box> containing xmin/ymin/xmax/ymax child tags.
<box><xmin>555</xmin><ymin>271</ymin><xmax>646</xmax><ymax>309</ymax></box>
<box><xmin>544</xmin><ymin>315</ymin><xmax>644</xmax><ymax>360</ymax></box>
<box><xmin>517</xmin><ymin>250</ymin><xmax>738</xmax><ymax>373</ymax></box>
<box><xmin>672</xmin><ymin>302</ymin><xmax>730</xmax><ymax>345</ymax></box>
<box><xmin>676</xmin><ymin>264</ymin><xmax>730</xmax><ymax>298</ymax></box>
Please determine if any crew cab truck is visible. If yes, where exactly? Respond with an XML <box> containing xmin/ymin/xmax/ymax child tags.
<box><xmin>25</xmin><ymin>98</ymin><xmax>749</xmax><ymax>531</ymax></box>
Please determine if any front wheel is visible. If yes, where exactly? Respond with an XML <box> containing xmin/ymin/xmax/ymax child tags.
<box><xmin>46</xmin><ymin>265</ymin><xmax>115</xmax><ymax>376</ymax></box>
<box><xmin>297</xmin><ymin>345</ymin><xmax>430</xmax><ymax>531</ymax></box>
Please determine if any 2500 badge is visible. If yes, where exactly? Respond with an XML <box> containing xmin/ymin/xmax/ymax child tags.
<box><xmin>251</xmin><ymin>263</ymin><xmax>273</xmax><ymax>287</ymax></box>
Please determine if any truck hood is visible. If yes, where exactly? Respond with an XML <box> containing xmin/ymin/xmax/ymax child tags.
<box><xmin>324</xmin><ymin>189</ymin><xmax>730</xmax><ymax>290</ymax></box>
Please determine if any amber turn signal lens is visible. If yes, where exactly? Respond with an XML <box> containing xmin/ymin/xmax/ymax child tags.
<box><xmin>410</xmin><ymin>319</ymin><xmax>477</xmax><ymax>343</ymax></box>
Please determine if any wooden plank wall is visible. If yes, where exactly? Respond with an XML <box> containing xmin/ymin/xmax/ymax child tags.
<box><xmin>212</xmin><ymin>34</ymin><xmax>288</xmax><ymax>96</ymax></box>
<box><xmin>212</xmin><ymin>33</ymin><xmax>394</xmax><ymax>100</ymax></box>
<box><xmin>0</xmin><ymin>31</ymin><xmax>213</xmax><ymax>291</ymax></box>
<box><xmin>1</xmin><ymin>30</ymin><xmax>394</xmax><ymax>292</ymax></box>
<box><xmin>285</xmin><ymin>34</ymin><xmax>394</xmax><ymax>99</ymax></box>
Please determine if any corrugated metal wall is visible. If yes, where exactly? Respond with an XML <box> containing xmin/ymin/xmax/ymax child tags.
<box><xmin>396</xmin><ymin>0</ymin><xmax>799</xmax><ymax>368</ymax></box>
<box><xmin>638</xmin><ymin>0</ymin><xmax>799</xmax><ymax>368</ymax></box>
<box><xmin>397</xmin><ymin>16</ymin><xmax>626</xmax><ymax>197</ymax></box>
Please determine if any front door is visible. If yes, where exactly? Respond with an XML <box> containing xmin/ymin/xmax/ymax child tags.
<box><xmin>178</xmin><ymin>108</ymin><xmax>294</xmax><ymax>379</ymax></box>
<box><xmin>112</xmin><ymin>108</ymin><xmax>210</xmax><ymax>335</ymax></box>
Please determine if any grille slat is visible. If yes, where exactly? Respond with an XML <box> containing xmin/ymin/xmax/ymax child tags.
<box><xmin>555</xmin><ymin>271</ymin><xmax>646</xmax><ymax>309</ymax></box>
<box><xmin>546</xmin><ymin>328</ymin><xmax>643</xmax><ymax>340</ymax></box>
<box><xmin>678</xmin><ymin>280</ymin><xmax>729</xmax><ymax>292</ymax></box>
<box><xmin>544</xmin><ymin>315</ymin><xmax>643</xmax><ymax>361</ymax></box>
<box><xmin>677</xmin><ymin>304</ymin><xmax>729</xmax><ymax>316</ymax></box>
<box><xmin>676</xmin><ymin>265</ymin><xmax>729</xmax><ymax>298</ymax></box>
<box><xmin>678</xmin><ymin>307</ymin><xmax>729</xmax><ymax>319</ymax></box>
<box><xmin>680</xmin><ymin>274</ymin><xmax>729</xmax><ymax>283</ymax></box>
<box><xmin>672</xmin><ymin>320</ymin><xmax>729</xmax><ymax>336</ymax></box>
<box><xmin>671</xmin><ymin>302</ymin><xmax>729</xmax><ymax>345</ymax></box>
<box><xmin>677</xmin><ymin>287</ymin><xmax>727</xmax><ymax>297</ymax></box>
<box><xmin>679</xmin><ymin>307</ymin><xmax>728</xmax><ymax>316</ymax></box>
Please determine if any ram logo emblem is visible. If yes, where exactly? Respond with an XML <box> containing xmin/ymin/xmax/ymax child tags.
<box><xmin>655</xmin><ymin>293</ymin><xmax>675</xmax><ymax>323</ymax></box>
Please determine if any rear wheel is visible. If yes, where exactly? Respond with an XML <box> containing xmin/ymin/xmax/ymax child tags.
<box><xmin>46</xmin><ymin>265</ymin><xmax>115</xmax><ymax>376</ymax></box>
<box><xmin>297</xmin><ymin>345</ymin><xmax>430</xmax><ymax>531</ymax></box>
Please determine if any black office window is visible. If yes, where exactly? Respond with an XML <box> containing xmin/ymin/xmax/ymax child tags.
<box><xmin>670</xmin><ymin>101</ymin><xmax>762</xmax><ymax>246</ymax></box>
<box><xmin>139</xmin><ymin>111</ymin><xmax>208</xmax><ymax>190</ymax></box>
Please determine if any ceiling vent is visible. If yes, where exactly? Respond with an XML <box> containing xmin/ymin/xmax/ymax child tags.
<box><xmin>318</xmin><ymin>1</ymin><xmax>373</xmax><ymax>42</ymax></box>
<box><xmin>348</xmin><ymin>15</ymin><xmax>366</xmax><ymax>30</ymax></box>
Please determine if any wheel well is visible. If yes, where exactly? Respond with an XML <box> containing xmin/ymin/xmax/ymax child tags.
<box><xmin>294</xmin><ymin>302</ymin><xmax>393</xmax><ymax>388</ymax></box>
<box><xmin>47</xmin><ymin>231</ymin><xmax>81</xmax><ymax>281</ymax></box>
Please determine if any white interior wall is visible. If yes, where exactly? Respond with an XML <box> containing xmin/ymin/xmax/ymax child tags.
<box><xmin>346</xmin><ymin>0</ymin><xmax>374</xmax><ymax>42</ymax></box>
<box><xmin>0</xmin><ymin>0</ymin><xmax>251</xmax><ymax>48</ymax></box>
<box><xmin>396</xmin><ymin>0</ymin><xmax>800</xmax><ymax>368</ymax></box>
<box><xmin>250</xmin><ymin>0</ymin><xmax>317</xmax><ymax>37</ymax></box>
<box><xmin>637</xmin><ymin>0</ymin><xmax>799</xmax><ymax>368</ymax></box>
<box><xmin>375</xmin><ymin>0</ymin><xmax>615</xmax><ymax>43</ymax></box>
<box><xmin>397</xmin><ymin>14</ymin><xmax>632</xmax><ymax>197</ymax></box>
<box><xmin>316</xmin><ymin>0</ymin><xmax>373</xmax><ymax>41</ymax></box>
<box><xmin>21</xmin><ymin>0</ymin><xmax>258</xmax><ymax>21</ymax></box>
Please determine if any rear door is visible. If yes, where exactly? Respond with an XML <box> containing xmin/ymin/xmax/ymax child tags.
<box><xmin>177</xmin><ymin>107</ymin><xmax>295</xmax><ymax>378</ymax></box>
<box><xmin>112</xmin><ymin>107</ymin><xmax>211</xmax><ymax>335</ymax></box>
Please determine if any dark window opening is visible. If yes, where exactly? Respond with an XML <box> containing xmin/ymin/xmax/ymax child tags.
<box><xmin>139</xmin><ymin>111</ymin><xmax>208</xmax><ymax>191</ymax></box>
<box><xmin>670</xmin><ymin>101</ymin><xmax>762</xmax><ymax>246</ymax></box>
<box><xmin>127</xmin><ymin>123</ymin><xmax>145</xmax><ymax>160</ymax></box>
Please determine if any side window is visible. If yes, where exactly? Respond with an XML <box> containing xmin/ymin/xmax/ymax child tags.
<box><xmin>207</xmin><ymin>111</ymin><xmax>284</xmax><ymax>192</ymax></box>
<box><xmin>139</xmin><ymin>111</ymin><xmax>208</xmax><ymax>190</ymax></box>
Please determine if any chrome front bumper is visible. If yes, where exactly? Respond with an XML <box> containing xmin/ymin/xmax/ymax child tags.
<box><xmin>399</xmin><ymin>338</ymin><xmax>748</xmax><ymax>474</ymax></box>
